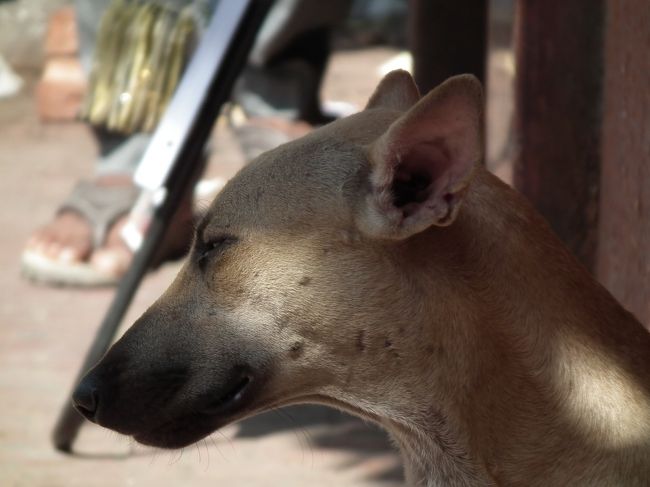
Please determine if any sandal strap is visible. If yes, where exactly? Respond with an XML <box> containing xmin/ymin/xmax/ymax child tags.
<box><xmin>58</xmin><ymin>180</ymin><xmax>140</xmax><ymax>249</ymax></box>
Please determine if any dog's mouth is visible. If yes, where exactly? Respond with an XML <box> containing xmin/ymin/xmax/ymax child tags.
<box><xmin>133</xmin><ymin>366</ymin><xmax>259</xmax><ymax>449</ymax></box>
<box><xmin>201</xmin><ymin>370</ymin><xmax>253</xmax><ymax>415</ymax></box>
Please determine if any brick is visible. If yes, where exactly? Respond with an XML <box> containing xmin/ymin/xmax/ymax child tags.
<box><xmin>35</xmin><ymin>56</ymin><xmax>87</xmax><ymax>121</ymax></box>
<box><xmin>44</xmin><ymin>6</ymin><xmax>79</xmax><ymax>57</ymax></box>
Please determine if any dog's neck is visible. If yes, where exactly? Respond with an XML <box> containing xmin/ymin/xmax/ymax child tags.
<box><xmin>374</xmin><ymin>168</ymin><xmax>650</xmax><ymax>486</ymax></box>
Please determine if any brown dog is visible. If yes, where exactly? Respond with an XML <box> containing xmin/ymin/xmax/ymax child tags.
<box><xmin>73</xmin><ymin>71</ymin><xmax>650</xmax><ymax>486</ymax></box>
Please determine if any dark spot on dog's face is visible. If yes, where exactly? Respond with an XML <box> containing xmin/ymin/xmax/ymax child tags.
<box><xmin>355</xmin><ymin>330</ymin><xmax>366</xmax><ymax>352</ymax></box>
<box><xmin>298</xmin><ymin>276</ymin><xmax>311</xmax><ymax>286</ymax></box>
<box><xmin>289</xmin><ymin>341</ymin><xmax>304</xmax><ymax>359</ymax></box>
<box><xmin>255</xmin><ymin>186</ymin><xmax>265</xmax><ymax>205</ymax></box>
<box><xmin>384</xmin><ymin>337</ymin><xmax>400</xmax><ymax>359</ymax></box>
<box><xmin>426</xmin><ymin>345</ymin><xmax>444</xmax><ymax>358</ymax></box>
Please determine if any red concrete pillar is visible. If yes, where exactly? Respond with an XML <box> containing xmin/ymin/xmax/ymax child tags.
<box><xmin>513</xmin><ymin>0</ymin><xmax>605</xmax><ymax>270</ymax></box>
<box><xmin>596</xmin><ymin>0</ymin><xmax>650</xmax><ymax>326</ymax></box>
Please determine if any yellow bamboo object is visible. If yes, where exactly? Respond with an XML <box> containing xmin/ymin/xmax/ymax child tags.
<box><xmin>81</xmin><ymin>0</ymin><xmax>197</xmax><ymax>134</ymax></box>
<box><xmin>131</xmin><ymin>5</ymin><xmax>174</xmax><ymax>132</ymax></box>
<box><xmin>106</xmin><ymin>3</ymin><xmax>154</xmax><ymax>131</ymax></box>
<box><xmin>81</xmin><ymin>0</ymin><xmax>131</xmax><ymax>125</ymax></box>
<box><xmin>86</xmin><ymin>0</ymin><xmax>137</xmax><ymax>127</ymax></box>
<box><xmin>120</xmin><ymin>3</ymin><xmax>159</xmax><ymax>132</ymax></box>
<box><xmin>149</xmin><ymin>6</ymin><xmax>196</xmax><ymax>131</ymax></box>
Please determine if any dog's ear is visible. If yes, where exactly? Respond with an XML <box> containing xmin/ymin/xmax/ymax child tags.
<box><xmin>357</xmin><ymin>74</ymin><xmax>483</xmax><ymax>240</ymax></box>
<box><xmin>365</xmin><ymin>70</ymin><xmax>420</xmax><ymax>112</ymax></box>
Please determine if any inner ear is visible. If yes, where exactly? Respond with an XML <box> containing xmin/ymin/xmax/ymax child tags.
<box><xmin>358</xmin><ymin>74</ymin><xmax>483</xmax><ymax>240</ymax></box>
<box><xmin>391</xmin><ymin>142</ymin><xmax>451</xmax><ymax>217</ymax></box>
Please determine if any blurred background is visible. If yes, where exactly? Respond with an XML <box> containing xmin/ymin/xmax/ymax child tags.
<box><xmin>0</xmin><ymin>0</ymin><xmax>648</xmax><ymax>485</ymax></box>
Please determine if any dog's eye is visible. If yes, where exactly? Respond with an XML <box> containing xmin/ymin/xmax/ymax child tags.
<box><xmin>197</xmin><ymin>235</ymin><xmax>237</xmax><ymax>267</ymax></box>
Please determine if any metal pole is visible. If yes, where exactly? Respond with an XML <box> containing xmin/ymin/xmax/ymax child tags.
<box><xmin>52</xmin><ymin>0</ymin><xmax>273</xmax><ymax>452</ymax></box>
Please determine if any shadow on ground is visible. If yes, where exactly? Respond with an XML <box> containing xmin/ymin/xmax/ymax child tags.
<box><xmin>236</xmin><ymin>404</ymin><xmax>404</xmax><ymax>483</ymax></box>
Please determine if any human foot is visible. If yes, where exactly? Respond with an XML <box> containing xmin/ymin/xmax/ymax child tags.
<box><xmin>22</xmin><ymin>176</ymin><xmax>192</xmax><ymax>286</ymax></box>
<box><xmin>25</xmin><ymin>176</ymin><xmax>134</xmax><ymax>266</ymax></box>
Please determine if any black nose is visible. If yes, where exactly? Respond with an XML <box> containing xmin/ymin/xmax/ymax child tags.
<box><xmin>72</xmin><ymin>376</ymin><xmax>100</xmax><ymax>422</ymax></box>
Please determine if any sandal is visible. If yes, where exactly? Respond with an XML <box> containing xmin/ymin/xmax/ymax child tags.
<box><xmin>22</xmin><ymin>180</ymin><xmax>141</xmax><ymax>286</ymax></box>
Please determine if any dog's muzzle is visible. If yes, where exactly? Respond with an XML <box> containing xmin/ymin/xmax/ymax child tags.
<box><xmin>70</xmin><ymin>303</ymin><xmax>272</xmax><ymax>449</ymax></box>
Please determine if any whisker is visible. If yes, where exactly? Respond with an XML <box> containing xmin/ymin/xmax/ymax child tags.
<box><xmin>271</xmin><ymin>409</ymin><xmax>303</xmax><ymax>463</ymax></box>
<box><xmin>278</xmin><ymin>408</ymin><xmax>316</xmax><ymax>469</ymax></box>
<box><xmin>271</xmin><ymin>407</ymin><xmax>316</xmax><ymax>469</ymax></box>
<box><xmin>195</xmin><ymin>442</ymin><xmax>202</xmax><ymax>464</ymax></box>
<box><xmin>216</xmin><ymin>428</ymin><xmax>237</xmax><ymax>454</ymax></box>
<box><xmin>201</xmin><ymin>438</ymin><xmax>210</xmax><ymax>471</ymax></box>
<box><xmin>148</xmin><ymin>446</ymin><xmax>159</xmax><ymax>467</ymax></box>
<box><xmin>208</xmin><ymin>434</ymin><xmax>228</xmax><ymax>463</ymax></box>
<box><xmin>169</xmin><ymin>447</ymin><xmax>184</xmax><ymax>466</ymax></box>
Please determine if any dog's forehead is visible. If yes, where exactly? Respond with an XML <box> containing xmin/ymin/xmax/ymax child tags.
<box><xmin>202</xmin><ymin>109</ymin><xmax>400</xmax><ymax>235</ymax></box>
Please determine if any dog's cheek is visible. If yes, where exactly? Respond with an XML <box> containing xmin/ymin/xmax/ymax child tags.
<box><xmin>201</xmin><ymin>243</ymin><xmax>303</xmax><ymax>342</ymax></box>
<box><xmin>212</xmin><ymin>240</ymin><xmax>300</xmax><ymax>310</ymax></box>
<box><xmin>216</xmin><ymin>242</ymin><xmax>329</xmax><ymax>362</ymax></box>
<box><xmin>198</xmin><ymin>236</ymin><xmax>385</xmax><ymax>391</ymax></box>
<box><xmin>202</xmin><ymin>245</ymin><xmax>265</xmax><ymax>309</ymax></box>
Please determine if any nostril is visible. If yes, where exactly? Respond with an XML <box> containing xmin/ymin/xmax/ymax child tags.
<box><xmin>72</xmin><ymin>379</ymin><xmax>99</xmax><ymax>422</ymax></box>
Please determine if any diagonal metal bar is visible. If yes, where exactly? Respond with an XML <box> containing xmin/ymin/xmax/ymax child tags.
<box><xmin>52</xmin><ymin>0</ymin><xmax>273</xmax><ymax>453</ymax></box>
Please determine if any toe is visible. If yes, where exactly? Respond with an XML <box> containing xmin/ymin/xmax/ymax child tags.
<box><xmin>58</xmin><ymin>247</ymin><xmax>79</xmax><ymax>263</ymax></box>
<box><xmin>90</xmin><ymin>246</ymin><xmax>132</xmax><ymax>278</ymax></box>
<box><xmin>26</xmin><ymin>227</ymin><xmax>52</xmax><ymax>252</ymax></box>
<box><xmin>44</xmin><ymin>241</ymin><xmax>62</xmax><ymax>259</ymax></box>
<box><xmin>60</xmin><ymin>234</ymin><xmax>92</xmax><ymax>262</ymax></box>
<box><xmin>91</xmin><ymin>217</ymin><xmax>133</xmax><ymax>276</ymax></box>
<box><xmin>26</xmin><ymin>211</ymin><xmax>92</xmax><ymax>262</ymax></box>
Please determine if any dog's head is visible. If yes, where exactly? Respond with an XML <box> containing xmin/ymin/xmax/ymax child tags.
<box><xmin>73</xmin><ymin>71</ymin><xmax>483</xmax><ymax>448</ymax></box>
